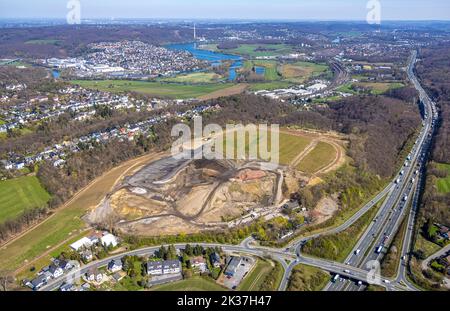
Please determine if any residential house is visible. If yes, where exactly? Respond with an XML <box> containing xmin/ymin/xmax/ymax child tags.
<box><xmin>146</xmin><ymin>260</ymin><xmax>181</xmax><ymax>276</ymax></box>
<box><xmin>48</xmin><ymin>264</ymin><xmax>64</xmax><ymax>279</ymax></box>
<box><xmin>60</xmin><ymin>283</ymin><xmax>74</xmax><ymax>291</ymax></box>
<box><xmin>190</xmin><ymin>256</ymin><xmax>207</xmax><ymax>272</ymax></box>
<box><xmin>81</xmin><ymin>250</ymin><xmax>93</xmax><ymax>262</ymax></box>
<box><xmin>146</xmin><ymin>261</ymin><xmax>163</xmax><ymax>276</ymax></box>
<box><xmin>108</xmin><ymin>259</ymin><xmax>123</xmax><ymax>273</ymax></box>
<box><xmin>86</xmin><ymin>268</ymin><xmax>103</xmax><ymax>283</ymax></box>
<box><xmin>163</xmin><ymin>260</ymin><xmax>181</xmax><ymax>274</ymax></box>
<box><xmin>210</xmin><ymin>252</ymin><xmax>221</xmax><ymax>268</ymax></box>
<box><xmin>30</xmin><ymin>275</ymin><xmax>48</xmax><ymax>290</ymax></box>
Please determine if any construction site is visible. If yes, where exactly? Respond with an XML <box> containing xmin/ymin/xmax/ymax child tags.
<box><xmin>86</xmin><ymin>129</ymin><xmax>347</xmax><ymax>236</ymax></box>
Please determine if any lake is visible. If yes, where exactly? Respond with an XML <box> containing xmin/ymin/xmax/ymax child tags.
<box><xmin>166</xmin><ymin>43</ymin><xmax>243</xmax><ymax>81</ymax></box>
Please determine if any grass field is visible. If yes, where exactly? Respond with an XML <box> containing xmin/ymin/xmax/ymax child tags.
<box><xmin>0</xmin><ymin>153</ymin><xmax>159</xmax><ymax>271</ymax></box>
<box><xmin>287</xmin><ymin>264</ymin><xmax>329</xmax><ymax>291</ymax></box>
<box><xmin>215</xmin><ymin>44</ymin><xmax>294</xmax><ymax>58</ymax></box>
<box><xmin>244</xmin><ymin>60</ymin><xmax>281</xmax><ymax>81</ymax></box>
<box><xmin>71</xmin><ymin>80</ymin><xmax>235</xmax><ymax>99</ymax></box>
<box><xmin>221</xmin><ymin>130</ymin><xmax>312</xmax><ymax>165</ymax></box>
<box><xmin>281</xmin><ymin>61</ymin><xmax>328</xmax><ymax>83</ymax></box>
<box><xmin>0</xmin><ymin>176</ymin><xmax>51</xmax><ymax>224</ymax></box>
<box><xmin>436</xmin><ymin>162</ymin><xmax>450</xmax><ymax>194</ymax></box>
<box><xmin>296</xmin><ymin>141</ymin><xmax>336</xmax><ymax>174</ymax></box>
<box><xmin>160</xmin><ymin>72</ymin><xmax>224</xmax><ymax>83</ymax></box>
<box><xmin>151</xmin><ymin>276</ymin><xmax>227</xmax><ymax>291</ymax></box>
<box><xmin>355</xmin><ymin>82</ymin><xmax>404</xmax><ymax>95</ymax></box>
<box><xmin>25</xmin><ymin>39</ymin><xmax>61</xmax><ymax>45</ymax></box>
<box><xmin>238</xmin><ymin>259</ymin><xmax>273</xmax><ymax>291</ymax></box>
<box><xmin>248</xmin><ymin>81</ymin><xmax>293</xmax><ymax>91</ymax></box>
<box><xmin>414</xmin><ymin>233</ymin><xmax>442</xmax><ymax>258</ymax></box>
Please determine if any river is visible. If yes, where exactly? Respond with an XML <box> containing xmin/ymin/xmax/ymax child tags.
<box><xmin>165</xmin><ymin>42</ymin><xmax>243</xmax><ymax>81</ymax></box>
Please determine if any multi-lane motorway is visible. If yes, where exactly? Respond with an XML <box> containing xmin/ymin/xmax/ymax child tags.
<box><xmin>41</xmin><ymin>50</ymin><xmax>436</xmax><ymax>293</ymax></box>
<box><xmin>323</xmin><ymin>50</ymin><xmax>437</xmax><ymax>291</ymax></box>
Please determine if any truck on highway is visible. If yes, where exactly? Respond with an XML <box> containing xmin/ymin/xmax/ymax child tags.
<box><xmin>376</xmin><ymin>245</ymin><xmax>383</xmax><ymax>254</ymax></box>
<box><xmin>332</xmin><ymin>274</ymin><xmax>340</xmax><ymax>283</ymax></box>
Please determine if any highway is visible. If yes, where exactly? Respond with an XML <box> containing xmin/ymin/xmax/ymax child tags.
<box><xmin>324</xmin><ymin>50</ymin><xmax>437</xmax><ymax>291</ymax></box>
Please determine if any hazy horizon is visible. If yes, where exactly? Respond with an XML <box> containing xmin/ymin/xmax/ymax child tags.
<box><xmin>1</xmin><ymin>0</ymin><xmax>450</xmax><ymax>21</ymax></box>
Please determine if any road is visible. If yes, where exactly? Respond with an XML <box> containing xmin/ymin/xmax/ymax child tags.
<box><xmin>324</xmin><ymin>50</ymin><xmax>437</xmax><ymax>291</ymax></box>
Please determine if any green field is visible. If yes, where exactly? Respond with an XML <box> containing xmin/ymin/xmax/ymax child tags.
<box><xmin>436</xmin><ymin>163</ymin><xmax>450</xmax><ymax>194</ymax></box>
<box><xmin>337</xmin><ymin>82</ymin><xmax>404</xmax><ymax>95</ymax></box>
<box><xmin>356</xmin><ymin>82</ymin><xmax>404</xmax><ymax>95</ymax></box>
<box><xmin>25</xmin><ymin>39</ymin><xmax>61</xmax><ymax>45</ymax></box>
<box><xmin>0</xmin><ymin>176</ymin><xmax>51</xmax><ymax>224</ymax></box>
<box><xmin>296</xmin><ymin>141</ymin><xmax>336</xmax><ymax>174</ymax></box>
<box><xmin>207</xmin><ymin>44</ymin><xmax>294</xmax><ymax>58</ymax></box>
<box><xmin>151</xmin><ymin>276</ymin><xmax>227</xmax><ymax>291</ymax></box>
<box><xmin>160</xmin><ymin>72</ymin><xmax>225</xmax><ymax>84</ymax></box>
<box><xmin>248</xmin><ymin>81</ymin><xmax>293</xmax><ymax>91</ymax></box>
<box><xmin>222</xmin><ymin>130</ymin><xmax>312</xmax><ymax>166</ymax></box>
<box><xmin>238</xmin><ymin>260</ymin><xmax>272</xmax><ymax>291</ymax></box>
<box><xmin>281</xmin><ymin>61</ymin><xmax>329</xmax><ymax>83</ymax></box>
<box><xmin>244</xmin><ymin>60</ymin><xmax>281</xmax><ymax>81</ymax></box>
<box><xmin>71</xmin><ymin>80</ymin><xmax>235</xmax><ymax>99</ymax></box>
<box><xmin>287</xmin><ymin>264</ymin><xmax>329</xmax><ymax>291</ymax></box>
<box><xmin>414</xmin><ymin>233</ymin><xmax>442</xmax><ymax>258</ymax></box>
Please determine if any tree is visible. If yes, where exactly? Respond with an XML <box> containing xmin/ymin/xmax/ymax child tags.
<box><xmin>0</xmin><ymin>271</ymin><xmax>14</xmax><ymax>291</ymax></box>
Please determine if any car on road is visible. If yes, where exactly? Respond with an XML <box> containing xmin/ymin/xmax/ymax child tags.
<box><xmin>355</xmin><ymin>249</ymin><xmax>361</xmax><ymax>255</ymax></box>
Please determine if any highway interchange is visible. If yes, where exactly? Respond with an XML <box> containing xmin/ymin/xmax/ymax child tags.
<box><xmin>41</xmin><ymin>50</ymin><xmax>437</xmax><ymax>292</ymax></box>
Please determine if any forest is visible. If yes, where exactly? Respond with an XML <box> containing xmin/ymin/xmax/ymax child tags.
<box><xmin>415</xmin><ymin>45</ymin><xmax>450</xmax><ymax>227</ymax></box>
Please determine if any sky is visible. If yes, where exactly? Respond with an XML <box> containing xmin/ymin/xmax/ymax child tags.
<box><xmin>1</xmin><ymin>0</ymin><xmax>450</xmax><ymax>21</ymax></box>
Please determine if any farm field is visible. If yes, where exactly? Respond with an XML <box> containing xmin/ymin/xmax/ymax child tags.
<box><xmin>71</xmin><ymin>80</ymin><xmax>235</xmax><ymax>99</ymax></box>
<box><xmin>355</xmin><ymin>82</ymin><xmax>404</xmax><ymax>94</ymax></box>
<box><xmin>0</xmin><ymin>176</ymin><xmax>51</xmax><ymax>224</ymax></box>
<box><xmin>244</xmin><ymin>60</ymin><xmax>281</xmax><ymax>81</ymax></box>
<box><xmin>160</xmin><ymin>72</ymin><xmax>225</xmax><ymax>83</ymax></box>
<box><xmin>238</xmin><ymin>259</ymin><xmax>273</xmax><ymax>291</ymax></box>
<box><xmin>205</xmin><ymin>44</ymin><xmax>294</xmax><ymax>58</ymax></box>
<box><xmin>296</xmin><ymin>141</ymin><xmax>337</xmax><ymax>174</ymax></box>
<box><xmin>435</xmin><ymin>162</ymin><xmax>450</xmax><ymax>194</ymax></box>
<box><xmin>281</xmin><ymin>61</ymin><xmax>329</xmax><ymax>83</ymax></box>
<box><xmin>338</xmin><ymin>82</ymin><xmax>404</xmax><ymax>95</ymax></box>
<box><xmin>248</xmin><ymin>81</ymin><xmax>293</xmax><ymax>91</ymax></box>
<box><xmin>0</xmin><ymin>153</ymin><xmax>161</xmax><ymax>271</ymax></box>
<box><xmin>151</xmin><ymin>276</ymin><xmax>227</xmax><ymax>291</ymax></box>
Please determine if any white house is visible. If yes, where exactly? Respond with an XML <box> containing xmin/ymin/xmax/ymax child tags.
<box><xmin>163</xmin><ymin>260</ymin><xmax>181</xmax><ymax>274</ymax></box>
<box><xmin>48</xmin><ymin>264</ymin><xmax>64</xmax><ymax>279</ymax></box>
<box><xmin>108</xmin><ymin>259</ymin><xmax>123</xmax><ymax>273</ymax></box>
<box><xmin>70</xmin><ymin>237</ymin><xmax>93</xmax><ymax>251</ymax></box>
<box><xmin>100</xmin><ymin>233</ymin><xmax>118</xmax><ymax>248</ymax></box>
<box><xmin>86</xmin><ymin>268</ymin><xmax>103</xmax><ymax>283</ymax></box>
